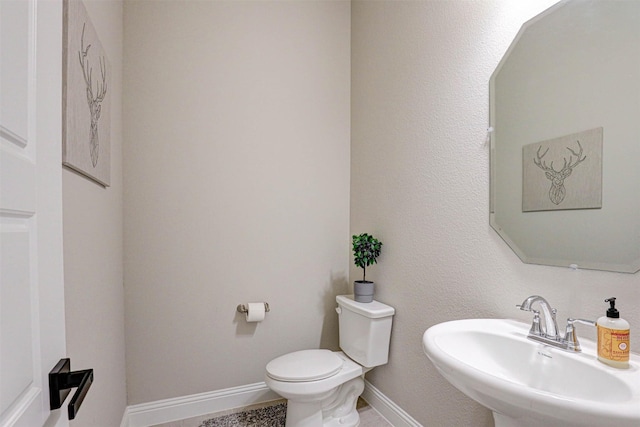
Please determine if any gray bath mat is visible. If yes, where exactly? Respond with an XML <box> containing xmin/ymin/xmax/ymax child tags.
<box><xmin>198</xmin><ymin>402</ymin><xmax>286</xmax><ymax>427</ymax></box>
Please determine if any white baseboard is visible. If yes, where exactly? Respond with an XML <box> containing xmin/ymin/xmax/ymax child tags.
<box><xmin>362</xmin><ymin>380</ymin><xmax>423</xmax><ymax>427</ymax></box>
<box><xmin>120</xmin><ymin>382</ymin><xmax>280</xmax><ymax>427</ymax></box>
<box><xmin>119</xmin><ymin>379</ymin><xmax>421</xmax><ymax>427</ymax></box>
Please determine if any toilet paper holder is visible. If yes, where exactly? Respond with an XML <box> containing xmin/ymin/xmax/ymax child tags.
<box><xmin>237</xmin><ymin>302</ymin><xmax>270</xmax><ymax>314</ymax></box>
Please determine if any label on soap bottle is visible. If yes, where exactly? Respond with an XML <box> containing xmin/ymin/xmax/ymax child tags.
<box><xmin>597</xmin><ymin>325</ymin><xmax>630</xmax><ymax>362</ymax></box>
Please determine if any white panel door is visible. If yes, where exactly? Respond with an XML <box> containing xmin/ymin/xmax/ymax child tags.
<box><xmin>0</xmin><ymin>0</ymin><xmax>67</xmax><ymax>426</ymax></box>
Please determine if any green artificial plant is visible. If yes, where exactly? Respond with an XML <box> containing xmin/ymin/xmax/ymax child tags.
<box><xmin>352</xmin><ymin>233</ymin><xmax>382</xmax><ymax>282</ymax></box>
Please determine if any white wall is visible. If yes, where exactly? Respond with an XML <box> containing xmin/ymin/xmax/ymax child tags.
<box><xmin>62</xmin><ymin>1</ymin><xmax>127</xmax><ymax>426</ymax></box>
<box><xmin>123</xmin><ymin>0</ymin><xmax>351</xmax><ymax>404</ymax></box>
<box><xmin>351</xmin><ymin>1</ymin><xmax>640</xmax><ymax>425</ymax></box>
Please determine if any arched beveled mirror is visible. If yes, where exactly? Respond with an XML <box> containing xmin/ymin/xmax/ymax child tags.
<box><xmin>490</xmin><ymin>0</ymin><xmax>640</xmax><ymax>273</ymax></box>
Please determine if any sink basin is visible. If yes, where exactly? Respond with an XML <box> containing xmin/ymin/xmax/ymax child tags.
<box><xmin>423</xmin><ymin>318</ymin><xmax>640</xmax><ymax>427</ymax></box>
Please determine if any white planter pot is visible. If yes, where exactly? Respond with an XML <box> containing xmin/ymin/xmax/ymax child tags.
<box><xmin>354</xmin><ymin>281</ymin><xmax>374</xmax><ymax>303</ymax></box>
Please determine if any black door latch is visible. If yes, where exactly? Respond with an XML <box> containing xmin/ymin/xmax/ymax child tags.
<box><xmin>49</xmin><ymin>358</ymin><xmax>94</xmax><ymax>420</ymax></box>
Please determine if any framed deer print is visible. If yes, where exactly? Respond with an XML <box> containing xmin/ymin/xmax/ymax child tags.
<box><xmin>522</xmin><ymin>127</ymin><xmax>602</xmax><ymax>212</ymax></box>
<box><xmin>63</xmin><ymin>0</ymin><xmax>111</xmax><ymax>187</ymax></box>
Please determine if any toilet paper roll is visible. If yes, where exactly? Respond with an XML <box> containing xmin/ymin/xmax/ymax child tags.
<box><xmin>246</xmin><ymin>302</ymin><xmax>266</xmax><ymax>322</ymax></box>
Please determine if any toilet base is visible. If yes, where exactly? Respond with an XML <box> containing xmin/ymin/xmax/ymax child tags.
<box><xmin>285</xmin><ymin>376</ymin><xmax>364</xmax><ymax>427</ymax></box>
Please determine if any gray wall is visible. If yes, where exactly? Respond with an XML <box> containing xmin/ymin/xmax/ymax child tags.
<box><xmin>123</xmin><ymin>0</ymin><xmax>351</xmax><ymax>404</ymax></box>
<box><xmin>63</xmin><ymin>1</ymin><xmax>127</xmax><ymax>426</ymax></box>
<box><xmin>351</xmin><ymin>1</ymin><xmax>640</xmax><ymax>425</ymax></box>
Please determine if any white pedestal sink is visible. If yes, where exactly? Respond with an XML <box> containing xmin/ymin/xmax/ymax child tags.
<box><xmin>423</xmin><ymin>318</ymin><xmax>640</xmax><ymax>427</ymax></box>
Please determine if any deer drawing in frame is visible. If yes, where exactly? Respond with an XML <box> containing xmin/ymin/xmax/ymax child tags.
<box><xmin>78</xmin><ymin>22</ymin><xmax>107</xmax><ymax>168</ymax></box>
<box><xmin>533</xmin><ymin>140</ymin><xmax>587</xmax><ymax>205</ymax></box>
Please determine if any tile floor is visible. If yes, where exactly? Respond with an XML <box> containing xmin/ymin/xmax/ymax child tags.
<box><xmin>152</xmin><ymin>397</ymin><xmax>393</xmax><ymax>427</ymax></box>
<box><xmin>357</xmin><ymin>400</ymin><xmax>394</xmax><ymax>426</ymax></box>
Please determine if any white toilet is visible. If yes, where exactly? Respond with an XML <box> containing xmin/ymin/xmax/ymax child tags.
<box><xmin>265</xmin><ymin>295</ymin><xmax>395</xmax><ymax>427</ymax></box>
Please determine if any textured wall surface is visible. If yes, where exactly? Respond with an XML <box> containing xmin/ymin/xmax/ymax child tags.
<box><xmin>123</xmin><ymin>0</ymin><xmax>351</xmax><ymax>404</ymax></box>
<box><xmin>350</xmin><ymin>1</ymin><xmax>640</xmax><ymax>425</ymax></box>
<box><xmin>62</xmin><ymin>1</ymin><xmax>127</xmax><ymax>426</ymax></box>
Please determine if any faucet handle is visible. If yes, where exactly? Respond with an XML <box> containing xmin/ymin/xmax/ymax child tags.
<box><xmin>564</xmin><ymin>318</ymin><xmax>596</xmax><ymax>352</ymax></box>
<box><xmin>517</xmin><ymin>304</ymin><xmax>543</xmax><ymax>335</ymax></box>
<box><xmin>529</xmin><ymin>310</ymin><xmax>543</xmax><ymax>336</ymax></box>
<box><xmin>567</xmin><ymin>318</ymin><xmax>596</xmax><ymax>327</ymax></box>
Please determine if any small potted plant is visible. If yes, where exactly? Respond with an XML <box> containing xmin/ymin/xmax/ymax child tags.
<box><xmin>352</xmin><ymin>233</ymin><xmax>382</xmax><ymax>303</ymax></box>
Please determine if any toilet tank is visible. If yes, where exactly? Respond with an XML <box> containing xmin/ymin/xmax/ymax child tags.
<box><xmin>336</xmin><ymin>295</ymin><xmax>395</xmax><ymax>368</ymax></box>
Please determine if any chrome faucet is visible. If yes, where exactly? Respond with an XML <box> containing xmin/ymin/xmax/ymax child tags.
<box><xmin>517</xmin><ymin>295</ymin><xmax>595</xmax><ymax>352</ymax></box>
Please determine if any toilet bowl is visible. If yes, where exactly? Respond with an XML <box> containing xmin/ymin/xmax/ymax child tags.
<box><xmin>265</xmin><ymin>295</ymin><xmax>395</xmax><ymax>427</ymax></box>
<box><xmin>265</xmin><ymin>351</ymin><xmax>367</xmax><ymax>427</ymax></box>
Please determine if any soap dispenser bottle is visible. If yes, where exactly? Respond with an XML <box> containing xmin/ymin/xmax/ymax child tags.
<box><xmin>597</xmin><ymin>297</ymin><xmax>630</xmax><ymax>368</ymax></box>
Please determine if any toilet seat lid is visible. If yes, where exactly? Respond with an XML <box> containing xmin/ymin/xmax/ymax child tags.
<box><xmin>266</xmin><ymin>349</ymin><xmax>344</xmax><ymax>382</ymax></box>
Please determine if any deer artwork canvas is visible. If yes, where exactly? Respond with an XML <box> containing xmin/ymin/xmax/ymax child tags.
<box><xmin>522</xmin><ymin>127</ymin><xmax>603</xmax><ymax>212</ymax></box>
<box><xmin>63</xmin><ymin>0</ymin><xmax>111</xmax><ymax>186</ymax></box>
